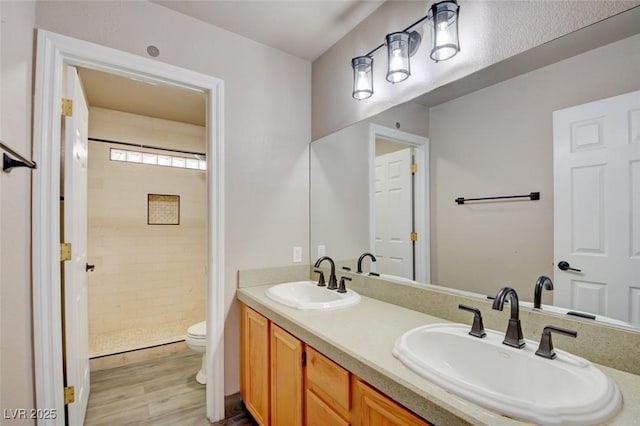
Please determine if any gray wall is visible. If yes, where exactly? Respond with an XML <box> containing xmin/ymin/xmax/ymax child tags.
<box><xmin>310</xmin><ymin>101</ymin><xmax>429</xmax><ymax>264</ymax></box>
<box><xmin>312</xmin><ymin>0</ymin><xmax>639</xmax><ymax>140</ymax></box>
<box><xmin>429</xmin><ymin>34</ymin><xmax>640</xmax><ymax>300</ymax></box>
<box><xmin>1</xmin><ymin>0</ymin><xmax>311</xmax><ymax>412</ymax></box>
<box><xmin>0</xmin><ymin>0</ymin><xmax>37</xmax><ymax>417</ymax></box>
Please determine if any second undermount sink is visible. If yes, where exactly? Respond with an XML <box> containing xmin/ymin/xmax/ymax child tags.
<box><xmin>266</xmin><ymin>280</ymin><xmax>361</xmax><ymax>310</ymax></box>
<box><xmin>393</xmin><ymin>323</ymin><xmax>622</xmax><ymax>425</ymax></box>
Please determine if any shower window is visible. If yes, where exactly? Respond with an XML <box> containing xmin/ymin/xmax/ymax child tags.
<box><xmin>110</xmin><ymin>148</ymin><xmax>206</xmax><ymax>170</ymax></box>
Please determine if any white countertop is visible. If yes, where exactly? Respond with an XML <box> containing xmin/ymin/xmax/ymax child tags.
<box><xmin>237</xmin><ymin>284</ymin><xmax>640</xmax><ymax>426</ymax></box>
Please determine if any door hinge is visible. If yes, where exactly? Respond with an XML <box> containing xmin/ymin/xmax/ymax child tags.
<box><xmin>410</xmin><ymin>232</ymin><xmax>418</xmax><ymax>242</ymax></box>
<box><xmin>410</xmin><ymin>163</ymin><xmax>418</xmax><ymax>174</ymax></box>
<box><xmin>61</xmin><ymin>98</ymin><xmax>73</xmax><ymax>117</ymax></box>
<box><xmin>64</xmin><ymin>386</ymin><xmax>75</xmax><ymax>404</ymax></box>
<box><xmin>60</xmin><ymin>243</ymin><xmax>72</xmax><ymax>262</ymax></box>
<box><xmin>302</xmin><ymin>351</ymin><xmax>307</xmax><ymax>367</ymax></box>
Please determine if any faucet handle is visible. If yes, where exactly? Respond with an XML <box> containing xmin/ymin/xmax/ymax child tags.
<box><xmin>314</xmin><ymin>269</ymin><xmax>326</xmax><ymax>287</ymax></box>
<box><xmin>535</xmin><ymin>325</ymin><xmax>577</xmax><ymax>359</ymax></box>
<box><xmin>458</xmin><ymin>304</ymin><xmax>486</xmax><ymax>338</ymax></box>
<box><xmin>337</xmin><ymin>276</ymin><xmax>352</xmax><ymax>293</ymax></box>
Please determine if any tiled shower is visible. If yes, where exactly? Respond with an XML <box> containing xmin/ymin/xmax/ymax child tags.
<box><xmin>87</xmin><ymin>107</ymin><xmax>206</xmax><ymax>358</ymax></box>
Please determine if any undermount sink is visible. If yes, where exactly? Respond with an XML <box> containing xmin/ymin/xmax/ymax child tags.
<box><xmin>393</xmin><ymin>324</ymin><xmax>622</xmax><ymax>425</ymax></box>
<box><xmin>265</xmin><ymin>280</ymin><xmax>361</xmax><ymax>310</ymax></box>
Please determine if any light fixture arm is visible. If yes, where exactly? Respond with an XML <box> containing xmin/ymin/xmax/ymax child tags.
<box><xmin>363</xmin><ymin>14</ymin><xmax>431</xmax><ymax>58</ymax></box>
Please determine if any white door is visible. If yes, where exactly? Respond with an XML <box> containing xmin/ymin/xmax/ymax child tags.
<box><xmin>375</xmin><ymin>148</ymin><xmax>414</xmax><ymax>279</ymax></box>
<box><xmin>553</xmin><ymin>90</ymin><xmax>640</xmax><ymax>324</ymax></box>
<box><xmin>63</xmin><ymin>65</ymin><xmax>90</xmax><ymax>424</ymax></box>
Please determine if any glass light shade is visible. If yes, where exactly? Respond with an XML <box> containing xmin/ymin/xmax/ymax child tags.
<box><xmin>352</xmin><ymin>56</ymin><xmax>374</xmax><ymax>100</ymax></box>
<box><xmin>428</xmin><ymin>0</ymin><xmax>460</xmax><ymax>62</ymax></box>
<box><xmin>386</xmin><ymin>32</ymin><xmax>411</xmax><ymax>83</ymax></box>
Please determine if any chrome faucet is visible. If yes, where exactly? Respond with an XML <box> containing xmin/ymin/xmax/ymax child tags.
<box><xmin>491</xmin><ymin>286</ymin><xmax>525</xmax><ymax>348</ymax></box>
<box><xmin>314</xmin><ymin>256</ymin><xmax>338</xmax><ymax>290</ymax></box>
<box><xmin>357</xmin><ymin>252</ymin><xmax>377</xmax><ymax>274</ymax></box>
<box><xmin>533</xmin><ymin>276</ymin><xmax>554</xmax><ymax>309</ymax></box>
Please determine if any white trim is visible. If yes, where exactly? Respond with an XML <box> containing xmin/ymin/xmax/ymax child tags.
<box><xmin>32</xmin><ymin>30</ymin><xmax>226</xmax><ymax>424</ymax></box>
<box><xmin>368</xmin><ymin>124</ymin><xmax>430</xmax><ymax>283</ymax></box>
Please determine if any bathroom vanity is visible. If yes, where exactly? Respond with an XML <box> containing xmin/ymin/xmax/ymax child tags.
<box><xmin>240</xmin><ymin>302</ymin><xmax>430</xmax><ymax>426</ymax></box>
<box><xmin>237</xmin><ymin>272</ymin><xmax>640</xmax><ymax>426</ymax></box>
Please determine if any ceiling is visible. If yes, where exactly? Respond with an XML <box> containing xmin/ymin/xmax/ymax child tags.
<box><xmin>80</xmin><ymin>1</ymin><xmax>386</xmax><ymax>126</ymax></box>
<box><xmin>78</xmin><ymin>68</ymin><xmax>207</xmax><ymax>126</ymax></box>
<box><xmin>152</xmin><ymin>0</ymin><xmax>385</xmax><ymax>61</ymax></box>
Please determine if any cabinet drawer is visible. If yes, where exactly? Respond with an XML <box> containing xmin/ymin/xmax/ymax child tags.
<box><xmin>306</xmin><ymin>346</ymin><xmax>351</xmax><ymax>414</ymax></box>
<box><xmin>353</xmin><ymin>378</ymin><xmax>432</xmax><ymax>426</ymax></box>
<box><xmin>306</xmin><ymin>389</ymin><xmax>350</xmax><ymax>426</ymax></box>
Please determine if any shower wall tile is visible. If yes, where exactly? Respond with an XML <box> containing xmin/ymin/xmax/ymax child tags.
<box><xmin>87</xmin><ymin>107</ymin><xmax>206</xmax><ymax>356</ymax></box>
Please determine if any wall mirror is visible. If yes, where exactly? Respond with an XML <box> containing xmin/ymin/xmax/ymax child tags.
<box><xmin>310</xmin><ymin>7</ymin><xmax>640</xmax><ymax>331</ymax></box>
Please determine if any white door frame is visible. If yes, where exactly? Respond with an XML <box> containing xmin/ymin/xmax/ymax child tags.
<box><xmin>32</xmin><ymin>30</ymin><xmax>226</xmax><ymax>424</ymax></box>
<box><xmin>368</xmin><ymin>124</ymin><xmax>430</xmax><ymax>283</ymax></box>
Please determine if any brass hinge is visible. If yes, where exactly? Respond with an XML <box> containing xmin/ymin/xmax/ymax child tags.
<box><xmin>61</xmin><ymin>98</ymin><xmax>73</xmax><ymax>117</ymax></box>
<box><xmin>302</xmin><ymin>351</ymin><xmax>307</xmax><ymax>367</ymax></box>
<box><xmin>410</xmin><ymin>163</ymin><xmax>418</xmax><ymax>174</ymax></box>
<box><xmin>410</xmin><ymin>232</ymin><xmax>418</xmax><ymax>242</ymax></box>
<box><xmin>60</xmin><ymin>243</ymin><xmax>72</xmax><ymax>262</ymax></box>
<box><xmin>64</xmin><ymin>386</ymin><xmax>75</xmax><ymax>404</ymax></box>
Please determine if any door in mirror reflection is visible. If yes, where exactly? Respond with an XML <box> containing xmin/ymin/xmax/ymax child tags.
<box><xmin>369</xmin><ymin>125</ymin><xmax>430</xmax><ymax>283</ymax></box>
<box><xmin>553</xmin><ymin>90</ymin><xmax>640</xmax><ymax>325</ymax></box>
<box><xmin>375</xmin><ymin>147</ymin><xmax>414</xmax><ymax>279</ymax></box>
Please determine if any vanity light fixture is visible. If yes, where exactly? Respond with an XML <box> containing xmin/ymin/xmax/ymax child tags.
<box><xmin>352</xmin><ymin>56</ymin><xmax>374</xmax><ymax>100</ymax></box>
<box><xmin>386</xmin><ymin>32</ymin><xmax>411</xmax><ymax>83</ymax></box>
<box><xmin>351</xmin><ymin>0</ymin><xmax>460</xmax><ymax>100</ymax></box>
<box><xmin>428</xmin><ymin>0</ymin><xmax>461</xmax><ymax>61</ymax></box>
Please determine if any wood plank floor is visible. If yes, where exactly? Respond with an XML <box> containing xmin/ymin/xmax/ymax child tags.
<box><xmin>85</xmin><ymin>351</ymin><xmax>257</xmax><ymax>425</ymax></box>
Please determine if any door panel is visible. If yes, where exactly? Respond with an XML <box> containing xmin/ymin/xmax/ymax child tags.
<box><xmin>570</xmin><ymin>165</ymin><xmax>605</xmax><ymax>254</ymax></box>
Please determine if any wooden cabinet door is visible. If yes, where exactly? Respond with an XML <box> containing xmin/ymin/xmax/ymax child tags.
<box><xmin>270</xmin><ymin>323</ymin><xmax>304</xmax><ymax>426</ymax></box>
<box><xmin>352</xmin><ymin>378</ymin><xmax>432</xmax><ymax>426</ymax></box>
<box><xmin>241</xmin><ymin>304</ymin><xmax>270</xmax><ymax>426</ymax></box>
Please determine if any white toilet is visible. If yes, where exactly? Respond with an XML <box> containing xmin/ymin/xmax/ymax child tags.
<box><xmin>186</xmin><ymin>321</ymin><xmax>206</xmax><ymax>384</ymax></box>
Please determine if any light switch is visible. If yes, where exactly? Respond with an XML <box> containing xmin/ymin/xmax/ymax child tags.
<box><xmin>293</xmin><ymin>246</ymin><xmax>302</xmax><ymax>263</ymax></box>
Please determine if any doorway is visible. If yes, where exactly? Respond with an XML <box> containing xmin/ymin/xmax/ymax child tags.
<box><xmin>368</xmin><ymin>124</ymin><xmax>430</xmax><ymax>283</ymax></box>
<box><xmin>77</xmin><ymin>67</ymin><xmax>208</xmax><ymax>360</ymax></box>
<box><xmin>32</xmin><ymin>30</ymin><xmax>225</xmax><ymax>425</ymax></box>
<box><xmin>63</xmin><ymin>64</ymin><xmax>209</xmax><ymax>424</ymax></box>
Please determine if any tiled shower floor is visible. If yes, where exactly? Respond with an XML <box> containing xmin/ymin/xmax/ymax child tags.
<box><xmin>89</xmin><ymin>320</ymin><xmax>199</xmax><ymax>357</ymax></box>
